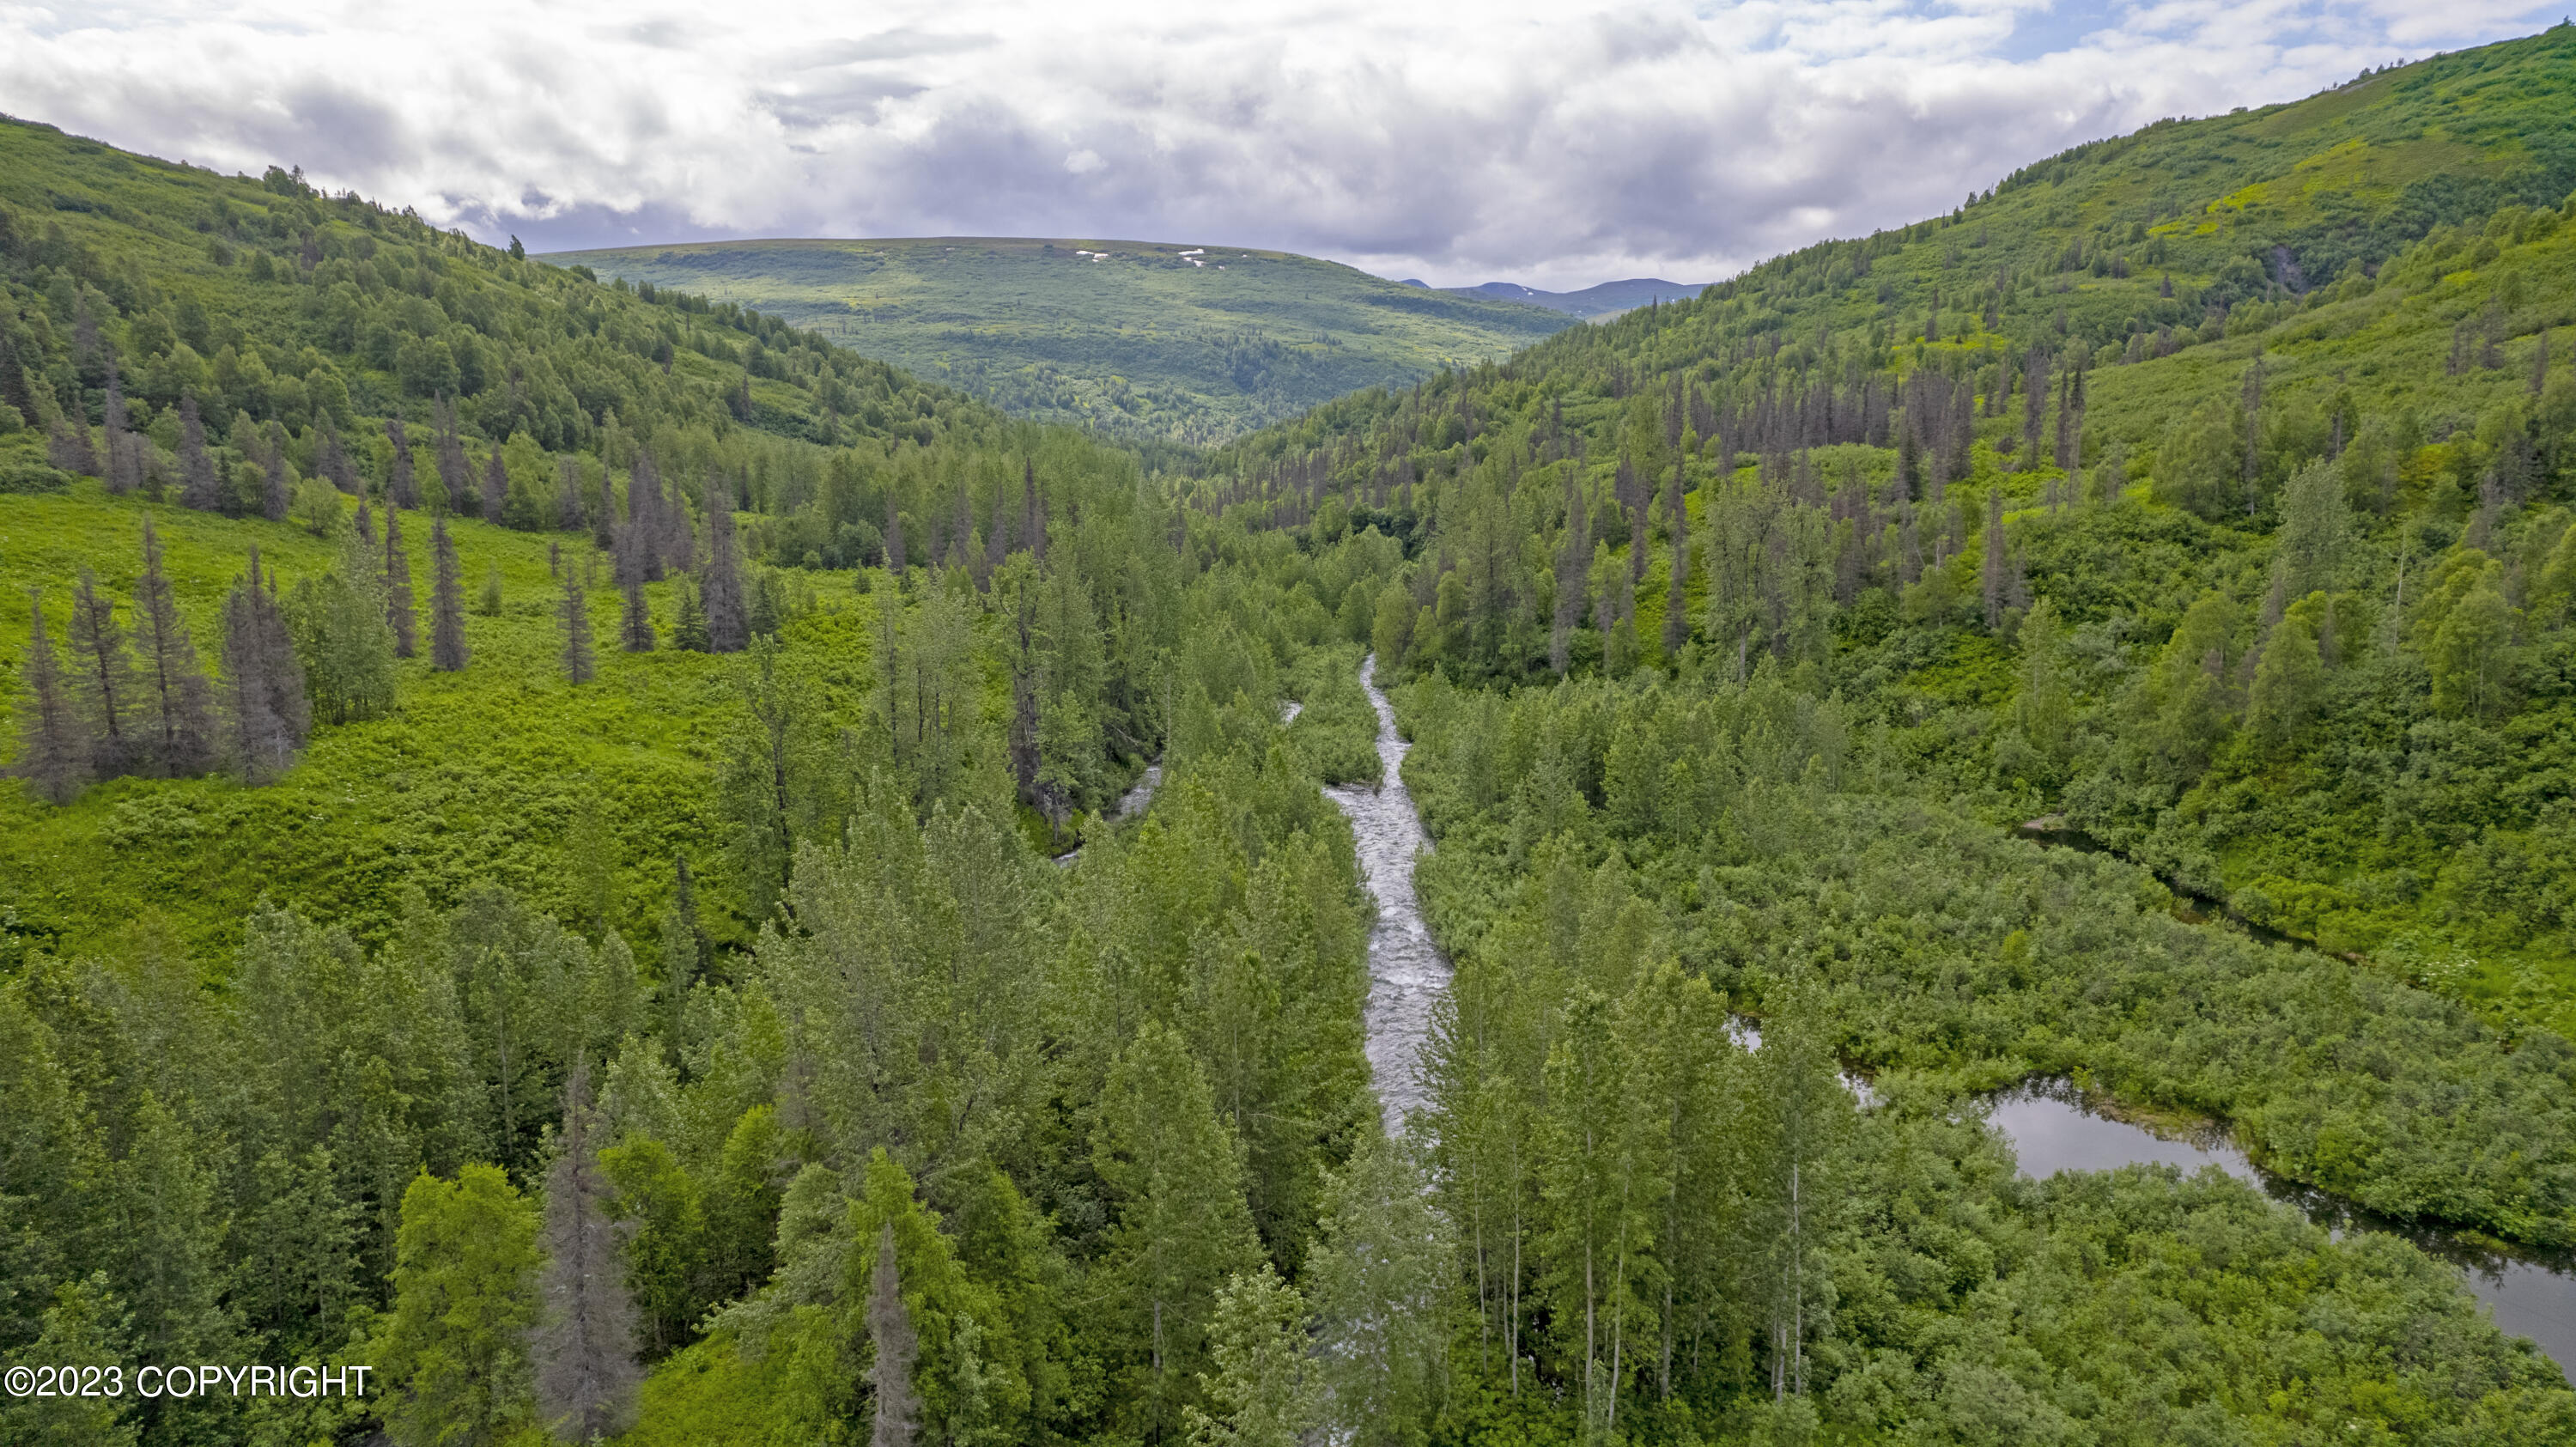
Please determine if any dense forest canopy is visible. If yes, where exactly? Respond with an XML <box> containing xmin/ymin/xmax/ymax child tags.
<box><xmin>4</xmin><ymin>22</ymin><xmax>2576</xmax><ymax>1447</ymax></box>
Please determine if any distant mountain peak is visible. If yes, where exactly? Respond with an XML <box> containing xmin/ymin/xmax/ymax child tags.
<box><xmin>1444</xmin><ymin>277</ymin><xmax>1710</xmax><ymax>318</ymax></box>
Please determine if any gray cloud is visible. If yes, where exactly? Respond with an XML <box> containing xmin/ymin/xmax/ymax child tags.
<box><xmin>1</xmin><ymin>0</ymin><xmax>2562</xmax><ymax>290</ymax></box>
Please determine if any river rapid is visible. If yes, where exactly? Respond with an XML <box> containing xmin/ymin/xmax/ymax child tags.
<box><xmin>1321</xmin><ymin>654</ymin><xmax>1451</xmax><ymax>1134</ymax></box>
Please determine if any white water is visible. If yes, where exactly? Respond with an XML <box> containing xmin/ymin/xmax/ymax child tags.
<box><xmin>1321</xmin><ymin>654</ymin><xmax>1451</xmax><ymax>1134</ymax></box>
<box><xmin>1114</xmin><ymin>763</ymin><xmax>1161</xmax><ymax>819</ymax></box>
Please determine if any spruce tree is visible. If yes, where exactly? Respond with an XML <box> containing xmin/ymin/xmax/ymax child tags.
<box><xmin>1980</xmin><ymin>488</ymin><xmax>2008</xmax><ymax>630</ymax></box>
<box><xmin>561</xmin><ymin>569</ymin><xmax>596</xmax><ymax>684</ymax></box>
<box><xmin>1662</xmin><ymin>462</ymin><xmax>1690</xmax><ymax>659</ymax></box>
<box><xmin>429</xmin><ymin>514</ymin><xmax>470</xmax><ymax>672</ymax></box>
<box><xmin>385</xmin><ymin>416</ymin><xmax>420</xmax><ymax>509</ymax></box>
<box><xmin>884</xmin><ymin>504</ymin><xmax>906</xmax><ymax>579</ymax></box>
<box><xmin>660</xmin><ymin>470</ymin><xmax>694</xmax><ymax>575</ymax></box>
<box><xmin>1552</xmin><ymin>471</ymin><xmax>1589</xmax><ymax>674</ymax></box>
<box><xmin>1094</xmin><ymin>1019</ymin><xmax>1261</xmax><ymax>1435</ymax></box>
<box><xmin>866</xmin><ymin>1221</ymin><xmax>919</xmax><ymax>1447</ymax></box>
<box><xmin>178</xmin><ymin>392</ymin><xmax>219</xmax><ymax>511</ymax></box>
<box><xmin>702</xmin><ymin>479</ymin><xmax>747</xmax><ymax>653</ymax></box>
<box><xmin>12</xmin><ymin>589</ymin><xmax>88</xmax><ymax>805</ymax></box>
<box><xmin>481</xmin><ymin>450</ymin><xmax>508</xmax><ymax>525</ymax></box>
<box><xmin>434</xmin><ymin>400</ymin><xmax>469</xmax><ymax>514</ymax></box>
<box><xmin>385</xmin><ymin>503</ymin><xmax>419</xmax><ymax>658</ymax></box>
<box><xmin>262</xmin><ymin>446</ymin><xmax>291</xmax><ymax>522</ymax></box>
<box><xmin>105</xmin><ymin>365</ymin><xmax>143</xmax><ymax>496</ymax></box>
<box><xmin>319</xmin><ymin>424</ymin><xmax>358</xmax><ymax>494</ymax></box>
<box><xmin>555</xmin><ymin>456</ymin><xmax>585</xmax><ymax>532</ymax></box>
<box><xmin>65</xmin><ymin>567</ymin><xmax>137</xmax><ymax>777</ymax></box>
<box><xmin>532</xmin><ymin>1065</ymin><xmax>640</xmax><ymax>1444</ymax></box>
<box><xmin>629</xmin><ymin>459</ymin><xmax>664</xmax><ymax>582</ymax></box>
<box><xmin>220</xmin><ymin>548</ymin><xmax>312</xmax><ymax>784</ymax></box>
<box><xmin>617</xmin><ymin>527</ymin><xmax>655</xmax><ymax>653</ymax></box>
<box><xmin>672</xmin><ymin>582</ymin><xmax>711</xmax><ymax>653</ymax></box>
<box><xmin>111</xmin><ymin>1091</ymin><xmax>240</xmax><ymax>1363</ymax></box>
<box><xmin>131</xmin><ymin>517</ymin><xmax>216</xmax><ymax>777</ymax></box>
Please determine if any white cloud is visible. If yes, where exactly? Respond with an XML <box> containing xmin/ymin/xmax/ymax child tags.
<box><xmin>0</xmin><ymin>0</ymin><xmax>2561</xmax><ymax>289</ymax></box>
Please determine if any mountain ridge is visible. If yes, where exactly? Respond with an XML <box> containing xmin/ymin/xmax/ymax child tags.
<box><xmin>545</xmin><ymin>234</ymin><xmax>1574</xmax><ymax>445</ymax></box>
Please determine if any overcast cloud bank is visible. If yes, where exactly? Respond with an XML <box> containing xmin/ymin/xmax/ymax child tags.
<box><xmin>2</xmin><ymin>0</ymin><xmax>2564</xmax><ymax>289</ymax></box>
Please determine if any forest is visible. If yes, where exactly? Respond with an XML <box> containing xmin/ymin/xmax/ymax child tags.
<box><xmin>5</xmin><ymin>21</ymin><xmax>2576</xmax><ymax>1447</ymax></box>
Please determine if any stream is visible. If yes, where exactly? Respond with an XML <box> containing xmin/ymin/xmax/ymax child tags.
<box><xmin>2001</xmin><ymin>821</ymin><xmax>2576</xmax><ymax>1374</ymax></box>
<box><xmin>1321</xmin><ymin>654</ymin><xmax>1451</xmax><ymax>1134</ymax></box>
<box><xmin>1303</xmin><ymin>655</ymin><xmax>2575</xmax><ymax>1376</ymax></box>
<box><xmin>1990</xmin><ymin>1084</ymin><xmax>2576</xmax><ymax>1378</ymax></box>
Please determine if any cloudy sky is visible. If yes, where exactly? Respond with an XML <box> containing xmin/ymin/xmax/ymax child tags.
<box><xmin>2</xmin><ymin>1</ymin><xmax>2565</xmax><ymax>289</ymax></box>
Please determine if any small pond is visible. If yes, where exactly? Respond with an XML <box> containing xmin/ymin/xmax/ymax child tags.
<box><xmin>1990</xmin><ymin>1083</ymin><xmax>2576</xmax><ymax>1381</ymax></box>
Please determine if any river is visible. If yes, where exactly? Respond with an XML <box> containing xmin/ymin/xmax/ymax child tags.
<box><xmin>1320</xmin><ymin>654</ymin><xmax>1450</xmax><ymax>1134</ymax></box>
<box><xmin>1309</xmin><ymin>654</ymin><xmax>2574</xmax><ymax>1377</ymax></box>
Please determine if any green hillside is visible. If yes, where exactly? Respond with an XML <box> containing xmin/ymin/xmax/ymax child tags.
<box><xmin>12</xmin><ymin>27</ymin><xmax>2576</xmax><ymax>1447</ymax></box>
<box><xmin>1200</xmin><ymin>21</ymin><xmax>2576</xmax><ymax>1244</ymax></box>
<box><xmin>546</xmin><ymin>235</ymin><xmax>1574</xmax><ymax>446</ymax></box>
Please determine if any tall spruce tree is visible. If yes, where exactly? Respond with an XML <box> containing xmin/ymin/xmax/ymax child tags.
<box><xmin>702</xmin><ymin>478</ymin><xmax>747</xmax><ymax>653</ymax></box>
<box><xmin>220</xmin><ymin>548</ymin><xmax>312</xmax><ymax>784</ymax></box>
<box><xmin>1095</xmin><ymin>1019</ymin><xmax>1261</xmax><ymax>1438</ymax></box>
<box><xmin>866</xmin><ymin>1221</ymin><xmax>920</xmax><ymax>1447</ymax></box>
<box><xmin>1980</xmin><ymin>488</ymin><xmax>2008</xmax><ymax>630</ymax></box>
<box><xmin>481</xmin><ymin>450</ymin><xmax>508</xmax><ymax>525</ymax></box>
<box><xmin>12</xmin><ymin>589</ymin><xmax>88</xmax><ymax>805</ymax></box>
<box><xmin>319</xmin><ymin>424</ymin><xmax>358</xmax><ymax>495</ymax></box>
<box><xmin>1552</xmin><ymin>470</ymin><xmax>1589</xmax><ymax>674</ymax></box>
<box><xmin>429</xmin><ymin>514</ymin><xmax>470</xmax><ymax>672</ymax></box>
<box><xmin>385</xmin><ymin>416</ymin><xmax>420</xmax><ymax>509</ymax></box>
<box><xmin>262</xmin><ymin>446</ymin><xmax>291</xmax><ymax>523</ymax></box>
<box><xmin>178</xmin><ymin>392</ymin><xmax>218</xmax><ymax>511</ymax></box>
<box><xmin>671</xmin><ymin>582</ymin><xmax>710</xmax><ymax>654</ymax></box>
<box><xmin>131</xmin><ymin>517</ymin><xmax>216</xmax><ymax>776</ymax></box>
<box><xmin>531</xmin><ymin>1065</ymin><xmax>640</xmax><ymax>1444</ymax></box>
<box><xmin>385</xmin><ymin>503</ymin><xmax>419</xmax><ymax>658</ymax></box>
<box><xmin>102</xmin><ymin>363</ymin><xmax>140</xmax><ymax>496</ymax></box>
<box><xmin>65</xmin><ymin>567</ymin><xmax>137</xmax><ymax>777</ymax></box>
<box><xmin>561</xmin><ymin>568</ymin><xmax>596</xmax><ymax>685</ymax></box>
<box><xmin>555</xmin><ymin>456</ymin><xmax>585</xmax><ymax>532</ymax></box>
<box><xmin>617</xmin><ymin>526</ymin><xmax>655</xmax><ymax>653</ymax></box>
<box><xmin>1662</xmin><ymin>462</ymin><xmax>1690</xmax><ymax>658</ymax></box>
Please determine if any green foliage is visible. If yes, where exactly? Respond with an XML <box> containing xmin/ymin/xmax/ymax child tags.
<box><xmin>377</xmin><ymin>1164</ymin><xmax>540</xmax><ymax>1447</ymax></box>
<box><xmin>550</xmin><ymin>237</ymin><xmax>1572</xmax><ymax>446</ymax></box>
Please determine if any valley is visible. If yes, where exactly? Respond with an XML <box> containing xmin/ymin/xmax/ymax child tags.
<box><xmin>545</xmin><ymin>236</ymin><xmax>1576</xmax><ymax>447</ymax></box>
<box><xmin>5</xmin><ymin>21</ymin><xmax>2576</xmax><ymax>1447</ymax></box>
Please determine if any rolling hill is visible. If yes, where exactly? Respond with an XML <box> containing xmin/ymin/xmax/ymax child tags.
<box><xmin>1409</xmin><ymin>276</ymin><xmax>1714</xmax><ymax>317</ymax></box>
<box><xmin>1208</xmin><ymin>23</ymin><xmax>2576</xmax><ymax>1035</ymax></box>
<box><xmin>544</xmin><ymin>236</ymin><xmax>1576</xmax><ymax>446</ymax></box>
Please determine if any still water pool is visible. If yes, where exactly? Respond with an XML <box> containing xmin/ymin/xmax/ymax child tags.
<box><xmin>1991</xmin><ymin>1084</ymin><xmax>2576</xmax><ymax>1381</ymax></box>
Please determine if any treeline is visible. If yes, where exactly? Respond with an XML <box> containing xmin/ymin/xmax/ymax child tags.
<box><xmin>1189</xmin><ymin>141</ymin><xmax>2576</xmax><ymax>1025</ymax></box>
<box><xmin>0</xmin><ymin>502</ymin><xmax>1435</xmax><ymax>1446</ymax></box>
